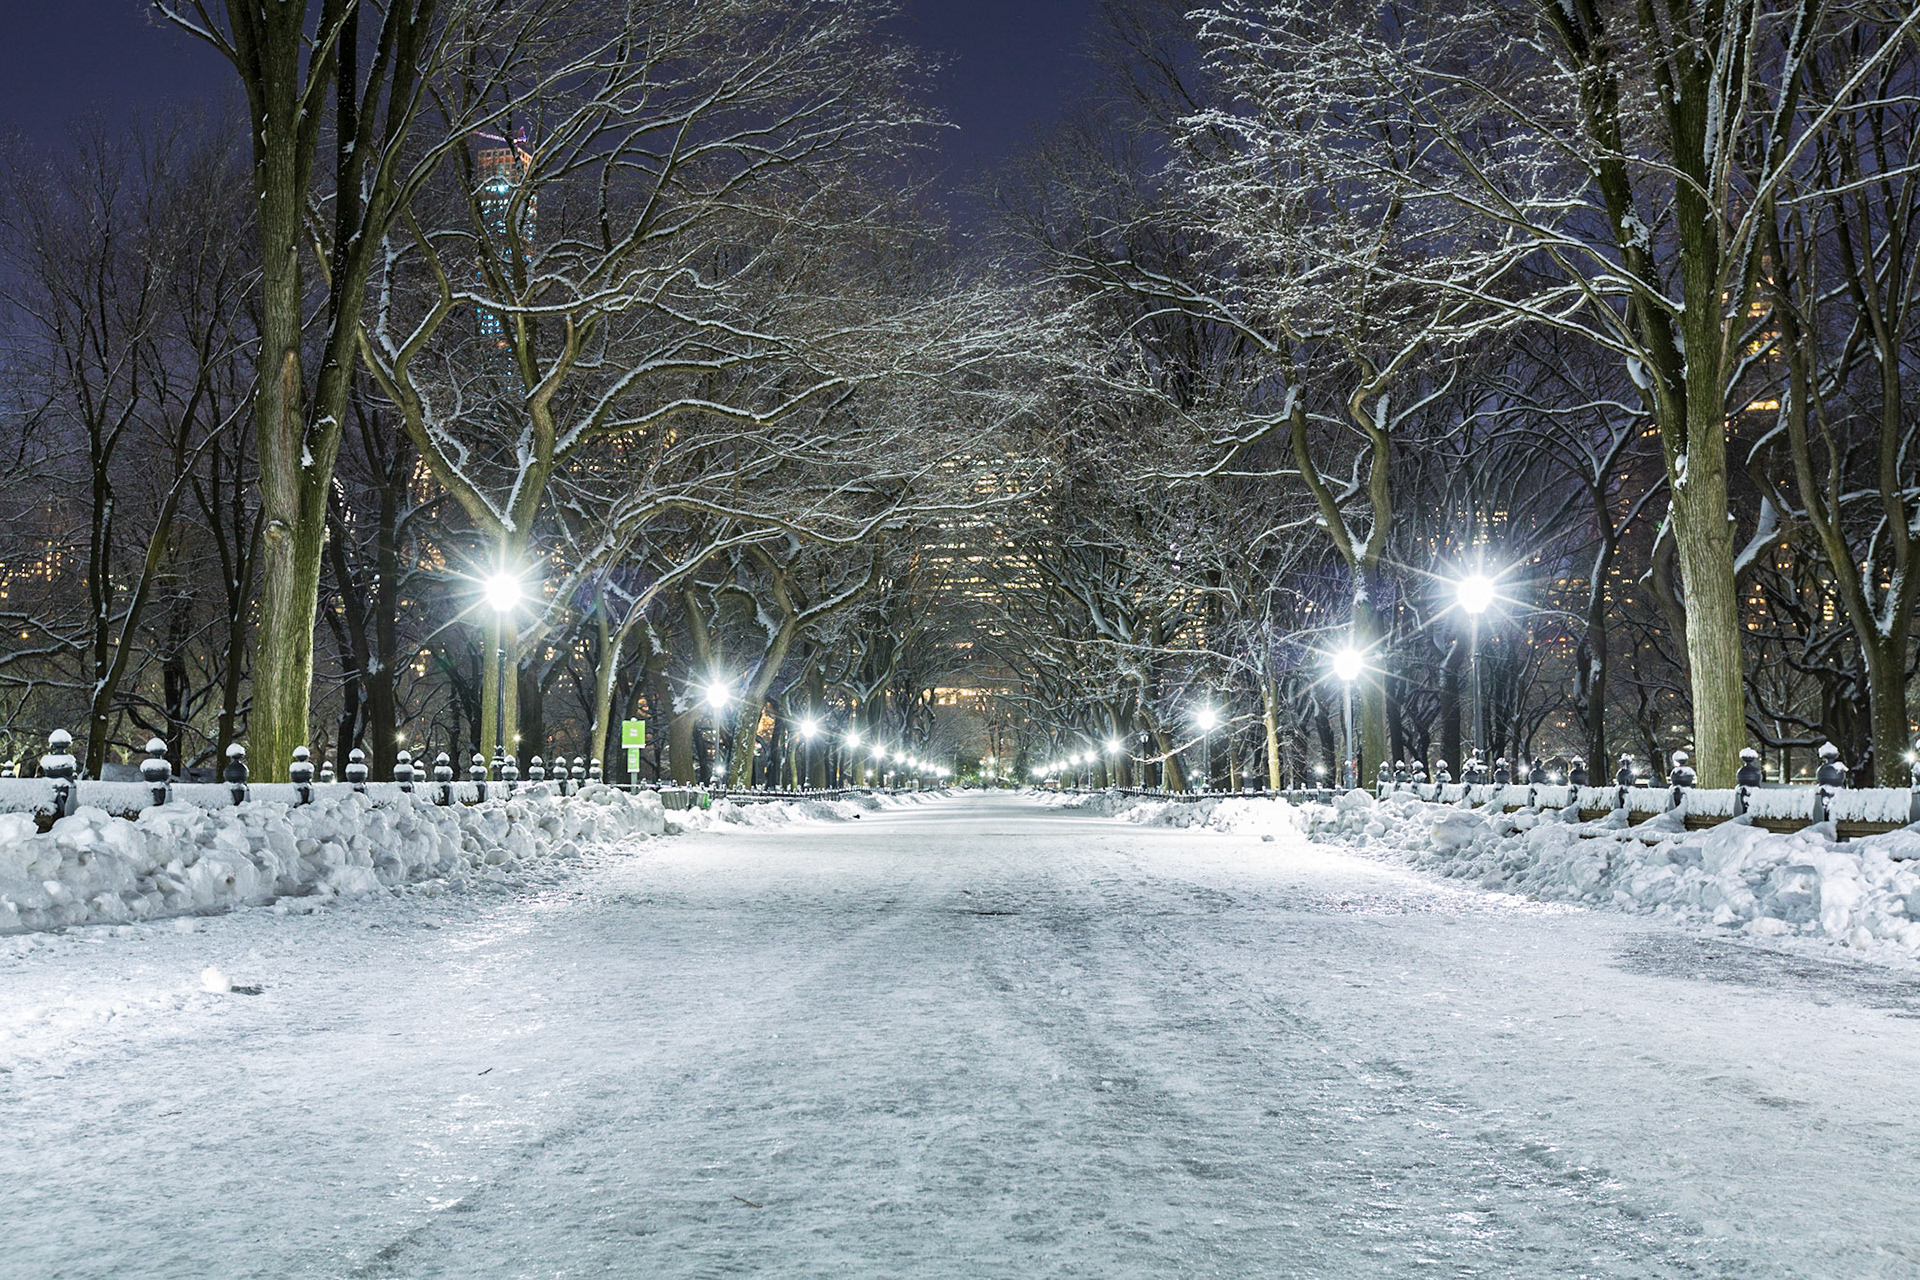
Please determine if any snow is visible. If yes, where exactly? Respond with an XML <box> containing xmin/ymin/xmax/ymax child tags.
<box><xmin>1625</xmin><ymin>784</ymin><xmax>1676</xmax><ymax>813</ymax></box>
<box><xmin>1742</xmin><ymin>787</ymin><xmax>1821</xmax><ymax>820</ymax></box>
<box><xmin>5</xmin><ymin>793</ymin><xmax>1920</xmax><ymax>1275</ymax></box>
<box><xmin>1019</xmin><ymin>788</ymin><xmax>1920</xmax><ymax>959</ymax></box>
<box><xmin>1109</xmin><ymin>788</ymin><xmax>1920</xmax><ymax>959</ymax></box>
<box><xmin>1039</xmin><ymin>789</ymin><xmax>1311</xmax><ymax>836</ymax></box>
<box><xmin>1682</xmin><ymin>787</ymin><xmax>1741</xmax><ymax>817</ymax></box>
<box><xmin>0</xmin><ymin>786</ymin><xmax>905</xmax><ymax>935</ymax></box>
<box><xmin>1826</xmin><ymin>788</ymin><xmax>1919</xmax><ymax>823</ymax></box>
<box><xmin>1577</xmin><ymin>784</ymin><xmax>1622</xmax><ymax>810</ymax></box>
<box><xmin>0</xmin><ymin>778</ymin><xmax>510</xmax><ymax>816</ymax></box>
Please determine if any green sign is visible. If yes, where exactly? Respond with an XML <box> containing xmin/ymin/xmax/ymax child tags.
<box><xmin>626</xmin><ymin>748</ymin><xmax>641</xmax><ymax>776</ymax></box>
<box><xmin>621</xmin><ymin>719</ymin><xmax>647</xmax><ymax>748</ymax></box>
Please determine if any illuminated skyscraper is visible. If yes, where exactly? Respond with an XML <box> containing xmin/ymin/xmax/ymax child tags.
<box><xmin>473</xmin><ymin>128</ymin><xmax>535</xmax><ymax>388</ymax></box>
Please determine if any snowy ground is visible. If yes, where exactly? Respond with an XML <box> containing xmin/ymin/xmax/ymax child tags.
<box><xmin>6</xmin><ymin>792</ymin><xmax>1920</xmax><ymax>1277</ymax></box>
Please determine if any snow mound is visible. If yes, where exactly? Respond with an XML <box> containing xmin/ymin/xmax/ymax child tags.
<box><xmin>0</xmin><ymin>785</ymin><xmax>667</xmax><ymax>935</ymax></box>
<box><xmin>1057</xmin><ymin>787</ymin><xmax>1920</xmax><ymax>960</ymax></box>
<box><xmin>1313</xmin><ymin>794</ymin><xmax>1920</xmax><ymax>956</ymax></box>
<box><xmin>680</xmin><ymin>793</ymin><xmax>884</xmax><ymax>830</ymax></box>
<box><xmin>1028</xmin><ymin>790</ymin><xmax>1309</xmax><ymax>837</ymax></box>
<box><xmin>0</xmin><ymin>783</ymin><xmax>933</xmax><ymax>933</ymax></box>
<box><xmin>1029</xmin><ymin>790</ymin><xmax>1137</xmax><ymax>817</ymax></box>
<box><xmin>1119</xmin><ymin>795</ymin><xmax>1310</xmax><ymax>837</ymax></box>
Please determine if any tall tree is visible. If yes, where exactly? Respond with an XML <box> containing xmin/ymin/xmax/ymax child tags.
<box><xmin>155</xmin><ymin>0</ymin><xmax>530</xmax><ymax>777</ymax></box>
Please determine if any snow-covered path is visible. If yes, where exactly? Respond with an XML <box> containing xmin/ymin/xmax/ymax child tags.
<box><xmin>7</xmin><ymin>793</ymin><xmax>1920</xmax><ymax>1278</ymax></box>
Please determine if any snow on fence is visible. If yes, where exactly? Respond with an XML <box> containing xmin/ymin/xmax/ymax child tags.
<box><xmin>1681</xmin><ymin>789</ymin><xmax>1742</xmax><ymax>818</ymax></box>
<box><xmin>1575</xmin><ymin>786</ymin><xmax>1618</xmax><ymax>812</ymax></box>
<box><xmin>0</xmin><ymin>777</ymin><xmax>531</xmax><ymax>819</ymax></box>
<box><xmin>1531</xmin><ymin>784</ymin><xmax>1573</xmax><ymax>810</ymax></box>
<box><xmin>1741</xmin><ymin>788</ymin><xmax>1822</xmax><ymax>822</ymax></box>
<box><xmin>1153</xmin><ymin>777</ymin><xmax>1917</xmax><ymax>830</ymax></box>
<box><xmin>1825</xmin><ymin>789</ymin><xmax>1920</xmax><ymax>824</ymax></box>
<box><xmin>1623</xmin><ymin>786</ymin><xmax>1672</xmax><ymax>814</ymax></box>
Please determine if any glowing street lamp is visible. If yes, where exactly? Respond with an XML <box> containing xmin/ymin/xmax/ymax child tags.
<box><xmin>1331</xmin><ymin>648</ymin><xmax>1364</xmax><ymax>683</ymax></box>
<box><xmin>1455</xmin><ymin>572</ymin><xmax>1496</xmax><ymax>767</ymax></box>
<box><xmin>1332</xmin><ymin>647</ymin><xmax>1364</xmax><ymax>789</ymax></box>
<box><xmin>484</xmin><ymin>570</ymin><xmax>523</xmax><ymax>788</ymax></box>
<box><xmin>1194</xmin><ymin>706</ymin><xmax>1220</xmax><ymax>794</ymax></box>
<box><xmin>483</xmin><ymin>571</ymin><xmax>522</xmax><ymax>615</ymax></box>
<box><xmin>1456</xmin><ymin>573</ymin><xmax>1495</xmax><ymax>616</ymax></box>
<box><xmin>701</xmin><ymin>679</ymin><xmax>732</xmax><ymax>787</ymax></box>
<box><xmin>798</xmin><ymin>717</ymin><xmax>820</xmax><ymax>790</ymax></box>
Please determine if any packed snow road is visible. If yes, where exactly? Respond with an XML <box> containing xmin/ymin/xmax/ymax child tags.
<box><xmin>6</xmin><ymin>793</ymin><xmax>1920</xmax><ymax>1278</ymax></box>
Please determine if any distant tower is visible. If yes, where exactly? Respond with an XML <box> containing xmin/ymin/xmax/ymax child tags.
<box><xmin>472</xmin><ymin>127</ymin><xmax>535</xmax><ymax>388</ymax></box>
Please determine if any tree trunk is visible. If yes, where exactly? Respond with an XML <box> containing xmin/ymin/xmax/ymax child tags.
<box><xmin>591</xmin><ymin>608</ymin><xmax>618</xmax><ymax>780</ymax></box>
<box><xmin>479</xmin><ymin>610</ymin><xmax>521</xmax><ymax>770</ymax></box>
<box><xmin>365</xmin><ymin>472</ymin><xmax>403</xmax><ymax>778</ymax></box>
<box><xmin>1352</xmin><ymin>586</ymin><xmax>1389</xmax><ymax>785</ymax></box>
<box><xmin>519</xmin><ymin>662</ymin><xmax>546</xmax><ymax>768</ymax></box>
<box><xmin>1863</xmin><ymin>641</ymin><xmax>1910</xmax><ymax>787</ymax></box>
<box><xmin>1668</xmin><ymin>451</ymin><xmax>1746</xmax><ymax>785</ymax></box>
<box><xmin>1313</xmin><ymin>702</ymin><xmax>1336</xmax><ymax>783</ymax></box>
<box><xmin>1439</xmin><ymin>640</ymin><xmax>1462</xmax><ymax>774</ymax></box>
<box><xmin>1261</xmin><ymin>678</ymin><xmax>1282</xmax><ymax>789</ymax></box>
<box><xmin>669</xmin><ymin>709</ymin><xmax>698</xmax><ymax>784</ymax></box>
<box><xmin>1152</xmin><ymin>726</ymin><xmax>1185</xmax><ymax>792</ymax></box>
<box><xmin>163</xmin><ymin>598</ymin><xmax>190</xmax><ymax>769</ymax></box>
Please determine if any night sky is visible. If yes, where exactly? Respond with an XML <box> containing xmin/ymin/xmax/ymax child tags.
<box><xmin>0</xmin><ymin>0</ymin><xmax>1098</xmax><ymax>197</ymax></box>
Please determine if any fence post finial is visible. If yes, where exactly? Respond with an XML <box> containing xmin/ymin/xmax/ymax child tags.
<box><xmin>224</xmin><ymin>743</ymin><xmax>249</xmax><ymax>806</ymax></box>
<box><xmin>290</xmin><ymin>746</ymin><xmax>314</xmax><ymax>806</ymax></box>
<box><xmin>141</xmin><ymin>738</ymin><xmax>173</xmax><ymax>810</ymax></box>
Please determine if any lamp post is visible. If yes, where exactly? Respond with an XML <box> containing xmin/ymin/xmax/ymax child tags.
<box><xmin>483</xmin><ymin>571</ymin><xmax>522</xmax><ymax>792</ymax></box>
<box><xmin>798</xmin><ymin>717</ymin><xmax>820</xmax><ymax>791</ymax></box>
<box><xmin>1332</xmin><ymin>647</ymin><xmax>1364</xmax><ymax>789</ymax></box>
<box><xmin>1193</xmin><ymin>706</ymin><xmax>1220</xmax><ymax>793</ymax></box>
<box><xmin>1106</xmin><ymin>737</ymin><xmax>1123</xmax><ymax>789</ymax></box>
<box><xmin>703</xmin><ymin>679</ymin><xmax>731</xmax><ymax>788</ymax></box>
<box><xmin>1456</xmin><ymin>573</ymin><xmax>1495</xmax><ymax>766</ymax></box>
<box><xmin>844</xmin><ymin>728</ymin><xmax>862</xmax><ymax>787</ymax></box>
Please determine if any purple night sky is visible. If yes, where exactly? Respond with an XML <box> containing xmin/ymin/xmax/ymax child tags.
<box><xmin>0</xmin><ymin>0</ymin><xmax>1097</xmax><ymax>194</ymax></box>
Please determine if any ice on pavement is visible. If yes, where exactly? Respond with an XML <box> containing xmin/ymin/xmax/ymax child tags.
<box><xmin>6</xmin><ymin>791</ymin><xmax>1920</xmax><ymax>1277</ymax></box>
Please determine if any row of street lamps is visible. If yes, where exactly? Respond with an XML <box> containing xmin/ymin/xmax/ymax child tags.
<box><xmin>1318</xmin><ymin>571</ymin><xmax>1501</xmax><ymax>789</ymax></box>
<box><xmin>701</xmin><ymin>677</ymin><xmax>947</xmax><ymax>786</ymax></box>
<box><xmin>484</xmin><ymin>572</ymin><xmax>950</xmax><ymax>789</ymax></box>
<box><xmin>1042</xmin><ymin>569</ymin><xmax>1505</xmax><ymax>793</ymax></box>
<box><xmin>484</xmin><ymin>559</ymin><xmax>1505</xmax><ymax>793</ymax></box>
<box><xmin>1038</xmin><ymin>737</ymin><xmax>1126</xmax><ymax>786</ymax></box>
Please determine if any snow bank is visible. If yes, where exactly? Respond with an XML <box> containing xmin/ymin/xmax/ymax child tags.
<box><xmin>1314</xmin><ymin>791</ymin><xmax>1920</xmax><ymax>956</ymax></box>
<box><xmin>1050</xmin><ymin>786</ymin><xmax>1920</xmax><ymax>959</ymax></box>
<box><xmin>611</xmin><ymin>786</ymin><xmax>947</xmax><ymax>834</ymax></box>
<box><xmin>1029</xmin><ymin>789</ymin><xmax>1307</xmax><ymax>836</ymax></box>
<box><xmin>1120</xmin><ymin>795</ymin><xmax>1310</xmax><ymax>837</ymax></box>
<box><xmin>0</xmin><ymin>785</ymin><xmax>672</xmax><ymax>935</ymax></box>
<box><xmin>675</xmin><ymin>792</ymin><xmax>887</xmax><ymax>831</ymax></box>
<box><xmin>1029</xmin><ymin>790</ymin><xmax>1137</xmax><ymax>817</ymax></box>
<box><xmin>0</xmin><ymin>784</ymin><xmax>940</xmax><ymax>935</ymax></box>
